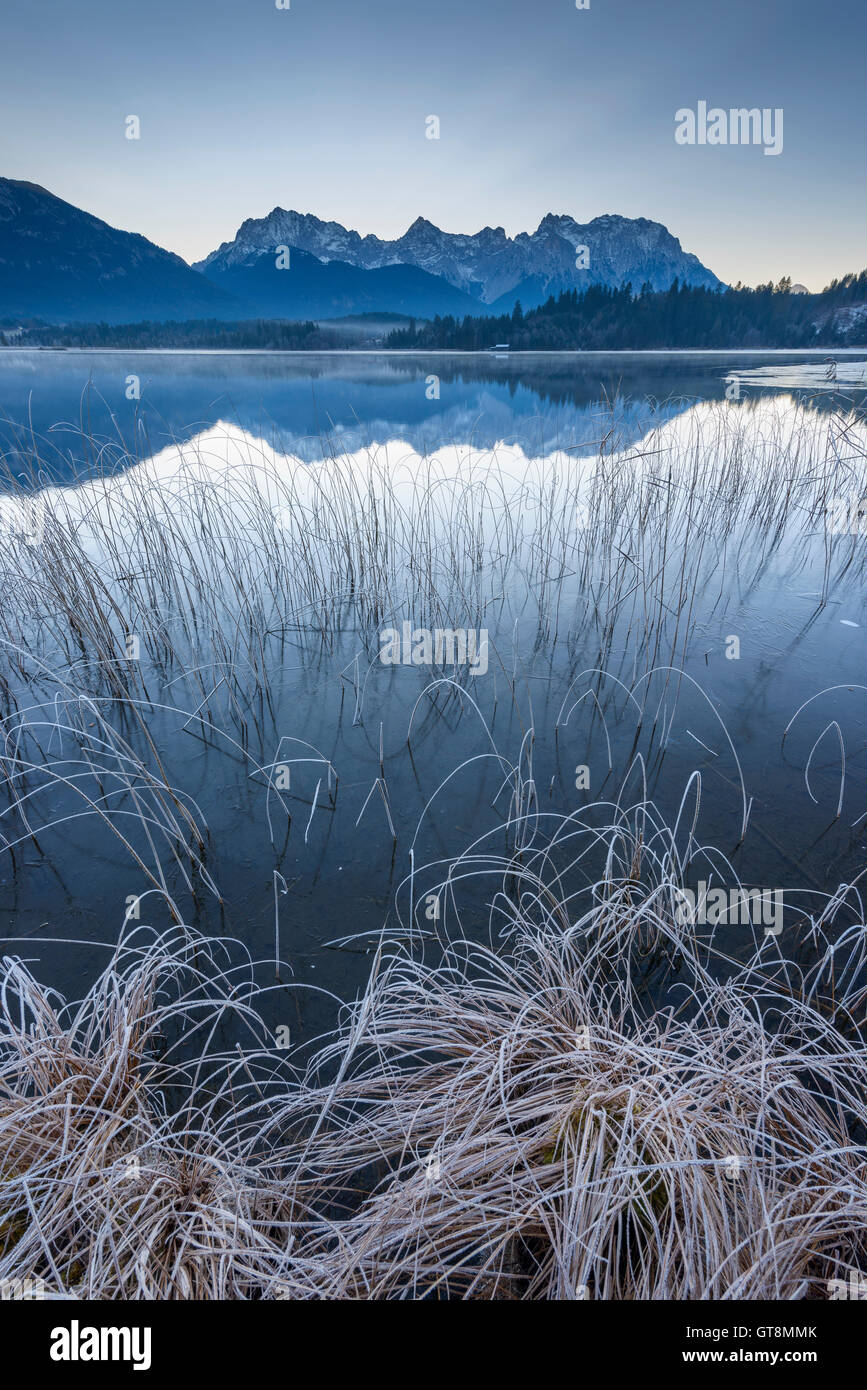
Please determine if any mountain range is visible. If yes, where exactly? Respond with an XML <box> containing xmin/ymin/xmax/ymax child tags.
<box><xmin>0</xmin><ymin>177</ymin><xmax>724</xmax><ymax>325</ymax></box>
<box><xmin>195</xmin><ymin>208</ymin><xmax>722</xmax><ymax>312</ymax></box>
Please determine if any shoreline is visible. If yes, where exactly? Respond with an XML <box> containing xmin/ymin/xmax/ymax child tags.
<box><xmin>2</xmin><ymin>346</ymin><xmax>867</xmax><ymax>357</ymax></box>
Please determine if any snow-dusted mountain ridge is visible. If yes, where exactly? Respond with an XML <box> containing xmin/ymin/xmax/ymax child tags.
<box><xmin>195</xmin><ymin>209</ymin><xmax>723</xmax><ymax>308</ymax></box>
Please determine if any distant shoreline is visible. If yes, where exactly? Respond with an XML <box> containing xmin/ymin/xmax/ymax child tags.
<box><xmin>2</xmin><ymin>347</ymin><xmax>867</xmax><ymax>358</ymax></box>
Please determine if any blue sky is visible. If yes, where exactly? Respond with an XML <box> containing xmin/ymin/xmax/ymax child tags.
<box><xmin>2</xmin><ymin>0</ymin><xmax>864</xmax><ymax>288</ymax></box>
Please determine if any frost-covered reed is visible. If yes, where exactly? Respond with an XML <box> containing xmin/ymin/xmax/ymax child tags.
<box><xmin>0</xmin><ymin>397</ymin><xmax>866</xmax><ymax>1298</ymax></box>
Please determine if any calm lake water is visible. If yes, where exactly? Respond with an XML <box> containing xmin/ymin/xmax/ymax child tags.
<box><xmin>1</xmin><ymin>349</ymin><xmax>866</xmax><ymax>475</ymax></box>
<box><xmin>1</xmin><ymin>350</ymin><xmax>866</xmax><ymax>1051</ymax></box>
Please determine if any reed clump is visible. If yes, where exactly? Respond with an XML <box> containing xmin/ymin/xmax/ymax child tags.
<box><xmin>286</xmin><ymin>874</ymin><xmax>867</xmax><ymax>1299</ymax></box>
<box><xmin>3</xmin><ymin>869</ymin><xmax>864</xmax><ymax>1299</ymax></box>
<box><xmin>0</xmin><ymin>927</ymin><xmax>326</xmax><ymax>1299</ymax></box>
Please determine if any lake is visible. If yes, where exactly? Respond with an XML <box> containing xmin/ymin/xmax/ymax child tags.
<box><xmin>0</xmin><ymin>349</ymin><xmax>866</xmax><ymax>1054</ymax></box>
<box><xmin>1</xmin><ymin>348</ymin><xmax>866</xmax><ymax>475</ymax></box>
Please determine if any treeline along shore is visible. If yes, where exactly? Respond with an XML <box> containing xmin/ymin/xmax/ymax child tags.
<box><xmin>2</xmin><ymin>272</ymin><xmax>866</xmax><ymax>351</ymax></box>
